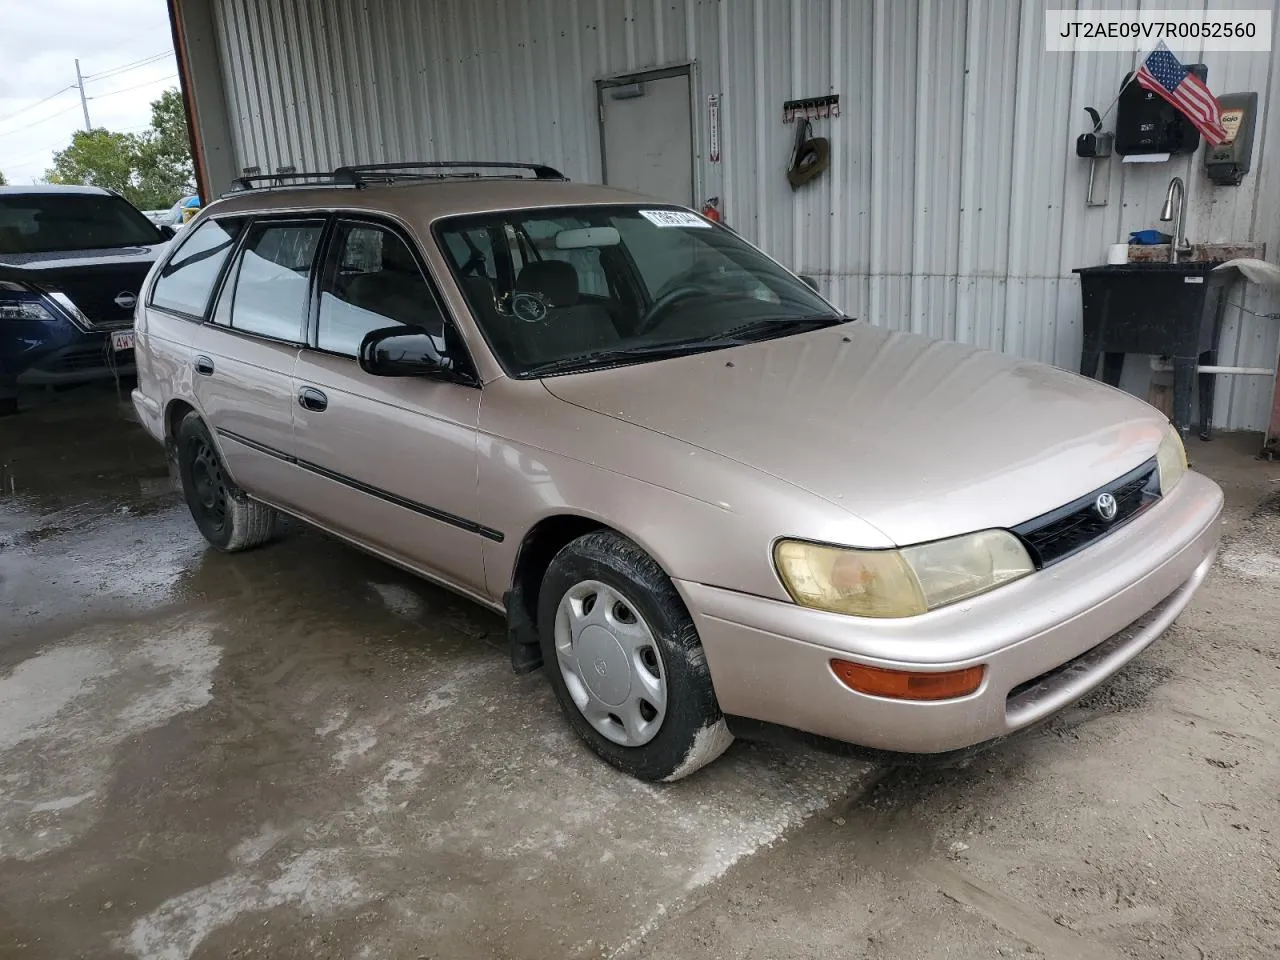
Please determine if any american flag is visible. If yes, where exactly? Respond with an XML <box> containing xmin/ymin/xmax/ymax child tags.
<box><xmin>1135</xmin><ymin>42</ymin><xmax>1227</xmax><ymax>145</ymax></box>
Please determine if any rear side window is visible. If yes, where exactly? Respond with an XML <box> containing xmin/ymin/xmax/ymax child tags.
<box><xmin>150</xmin><ymin>218</ymin><xmax>244</xmax><ymax>317</ymax></box>
<box><xmin>221</xmin><ymin>220</ymin><xmax>323</xmax><ymax>341</ymax></box>
<box><xmin>317</xmin><ymin>221</ymin><xmax>445</xmax><ymax>356</ymax></box>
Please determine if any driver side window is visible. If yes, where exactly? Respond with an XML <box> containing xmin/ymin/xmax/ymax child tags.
<box><xmin>317</xmin><ymin>221</ymin><xmax>446</xmax><ymax>357</ymax></box>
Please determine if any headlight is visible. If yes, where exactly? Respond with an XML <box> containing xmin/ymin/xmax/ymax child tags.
<box><xmin>1156</xmin><ymin>423</ymin><xmax>1187</xmax><ymax>494</ymax></box>
<box><xmin>0</xmin><ymin>281</ymin><xmax>56</xmax><ymax>322</ymax></box>
<box><xmin>774</xmin><ymin>530</ymin><xmax>1034</xmax><ymax>619</ymax></box>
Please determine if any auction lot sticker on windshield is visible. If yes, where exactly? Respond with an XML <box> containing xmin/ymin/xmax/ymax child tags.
<box><xmin>639</xmin><ymin>209</ymin><xmax>712</xmax><ymax>228</ymax></box>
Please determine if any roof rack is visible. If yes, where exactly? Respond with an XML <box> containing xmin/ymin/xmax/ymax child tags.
<box><xmin>223</xmin><ymin>161</ymin><xmax>569</xmax><ymax>196</ymax></box>
<box><xmin>332</xmin><ymin>161</ymin><xmax>567</xmax><ymax>187</ymax></box>
<box><xmin>230</xmin><ymin>171</ymin><xmax>343</xmax><ymax>192</ymax></box>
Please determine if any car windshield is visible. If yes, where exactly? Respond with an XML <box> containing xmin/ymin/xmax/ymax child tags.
<box><xmin>0</xmin><ymin>193</ymin><xmax>163</xmax><ymax>254</ymax></box>
<box><xmin>435</xmin><ymin>205</ymin><xmax>843</xmax><ymax>377</ymax></box>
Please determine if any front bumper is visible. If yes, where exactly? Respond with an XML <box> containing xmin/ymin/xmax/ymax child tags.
<box><xmin>677</xmin><ymin>470</ymin><xmax>1223</xmax><ymax>754</ymax></box>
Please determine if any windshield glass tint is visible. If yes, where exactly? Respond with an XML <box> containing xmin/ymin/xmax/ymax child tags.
<box><xmin>0</xmin><ymin>193</ymin><xmax>161</xmax><ymax>254</ymax></box>
<box><xmin>435</xmin><ymin>206</ymin><xmax>839</xmax><ymax>376</ymax></box>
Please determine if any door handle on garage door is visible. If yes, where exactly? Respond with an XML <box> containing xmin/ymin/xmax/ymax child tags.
<box><xmin>297</xmin><ymin>386</ymin><xmax>328</xmax><ymax>412</ymax></box>
<box><xmin>193</xmin><ymin>355</ymin><xmax>214</xmax><ymax>376</ymax></box>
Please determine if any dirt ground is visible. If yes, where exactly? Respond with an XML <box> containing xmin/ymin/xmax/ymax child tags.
<box><xmin>1</xmin><ymin>383</ymin><xmax>1277</xmax><ymax>960</ymax></box>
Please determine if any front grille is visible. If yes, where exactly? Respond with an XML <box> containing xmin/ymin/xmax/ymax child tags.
<box><xmin>43</xmin><ymin>280</ymin><xmax>141</xmax><ymax>330</ymax></box>
<box><xmin>1013</xmin><ymin>458</ymin><xmax>1159</xmax><ymax>567</ymax></box>
<box><xmin>48</xmin><ymin>345</ymin><xmax>108</xmax><ymax>372</ymax></box>
<box><xmin>37</xmin><ymin>343</ymin><xmax>131</xmax><ymax>373</ymax></box>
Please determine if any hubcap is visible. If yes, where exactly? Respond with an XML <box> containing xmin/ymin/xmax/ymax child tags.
<box><xmin>190</xmin><ymin>440</ymin><xmax>229</xmax><ymax>533</ymax></box>
<box><xmin>554</xmin><ymin>579</ymin><xmax>667</xmax><ymax>747</ymax></box>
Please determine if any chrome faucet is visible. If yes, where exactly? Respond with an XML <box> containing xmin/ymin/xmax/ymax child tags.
<box><xmin>1159</xmin><ymin>176</ymin><xmax>1193</xmax><ymax>263</ymax></box>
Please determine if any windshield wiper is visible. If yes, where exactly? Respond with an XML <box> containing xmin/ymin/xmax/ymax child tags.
<box><xmin>520</xmin><ymin>315</ymin><xmax>849</xmax><ymax>378</ymax></box>
<box><xmin>708</xmin><ymin>314</ymin><xmax>847</xmax><ymax>342</ymax></box>
<box><xmin>521</xmin><ymin>339</ymin><xmax>746</xmax><ymax>377</ymax></box>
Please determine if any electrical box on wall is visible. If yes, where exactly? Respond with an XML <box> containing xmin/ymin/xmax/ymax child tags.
<box><xmin>1115</xmin><ymin>64</ymin><xmax>1208</xmax><ymax>156</ymax></box>
<box><xmin>1205</xmin><ymin>92</ymin><xmax>1258</xmax><ymax>186</ymax></box>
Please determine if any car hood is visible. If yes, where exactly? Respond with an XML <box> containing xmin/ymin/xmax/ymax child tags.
<box><xmin>541</xmin><ymin>322</ymin><xmax>1168</xmax><ymax>546</ymax></box>
<box><xmin>0</xmin><ymin>244</ymin><xmax>166</xmax><ymax>273</ymax></box>
<box><xmin>0</xmin><ymin>245</ymin><xmax>166</xmax><ymax>329</ymax></box>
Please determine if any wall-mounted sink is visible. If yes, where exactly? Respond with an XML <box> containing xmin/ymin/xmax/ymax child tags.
<box><xmin>1073</xmin><ymin>261</ymin><xmax>1237</xmax><ymax>438</ymax></box>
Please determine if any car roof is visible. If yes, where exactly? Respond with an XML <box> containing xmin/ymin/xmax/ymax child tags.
<box><xmin>203</xmin><ymin>179</ymin><xmax>671</xmax><ymax>225</ymax></box>
<box><xmin>0</xmin><ymin>184</ymin><xmax>114</xmax><ymax>197</ymax></box>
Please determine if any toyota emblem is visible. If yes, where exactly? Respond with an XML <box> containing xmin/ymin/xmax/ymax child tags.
<box><xmin>1094</xmin><ymin>492</ymin><xmax>1118</xmax><ymax>521</ymax></box>
<box><xmin>114</xmin><ymin>291</ymin><xmax>138</xmax><ymax>309</ymax></box>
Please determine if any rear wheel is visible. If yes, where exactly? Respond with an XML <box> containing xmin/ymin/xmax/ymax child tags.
<box><xmin>176</xmin><ymin>411</ymin><xmax>276</xmax><ymax>552</ymax></box>
<box><xmin>538</xmin><ymin>530</ymin><xmax>732</xmax><ymax>781</ymax></box>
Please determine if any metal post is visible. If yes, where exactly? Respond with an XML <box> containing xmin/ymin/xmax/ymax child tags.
<box><xmin>74</xmin><ymin>59</ymin><xmax>91</xmax><ymax>131</ymax></box>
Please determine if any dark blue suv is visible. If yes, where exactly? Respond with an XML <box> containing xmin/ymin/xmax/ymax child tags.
<box><xmin>1</xmin><ymin>185</ymin><xmax>174</xmax><ymax>414</ymax></box>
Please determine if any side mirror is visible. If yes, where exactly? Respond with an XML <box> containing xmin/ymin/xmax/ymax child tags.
<box><xmin>798</xmin><ymin>274</ymin><xmax>820</xmax><ymax>292</ymax></box>
<box><xmin>158</xmin><ymin>224</ymin><xmax>177</xmax><ymax>240</ymax></box>
<box><xmin>359</xmin><ymin>325</ymin><xmax>464</xmax><ymax>381</ymax></box>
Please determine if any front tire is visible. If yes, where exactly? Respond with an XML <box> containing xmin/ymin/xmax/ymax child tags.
<box><xmin>176</xmin><ymin>411</ymin><xmax>277</xmax><ymax>552</ymax></box>
<box><xmin>538</xmin><ymin>531</ymin><xmax>733</xmax><ymax>781</ymax></box>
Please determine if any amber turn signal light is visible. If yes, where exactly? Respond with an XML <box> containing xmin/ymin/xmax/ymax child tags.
<box><xmin>830</xmin><ymin>660</ymin><xmax>985</xmax><ymax>701</ymax></box>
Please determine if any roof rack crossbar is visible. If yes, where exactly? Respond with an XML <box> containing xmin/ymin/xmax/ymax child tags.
<box><xmin>332</xmin><ymin>161</ymin><xmax>567</xmax><ymax>187</ymax></box>
<box><xmin>230</xmin><ymin>171</ymin><xmax>341</xmax><ymax>191</ymax></box>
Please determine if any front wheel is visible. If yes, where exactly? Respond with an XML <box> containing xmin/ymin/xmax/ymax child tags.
<box><xmin>176</xmin><ymin>411</ymin><xmax>277</xmax><ymax>552</ymax></box>
<box><xmin>538</xmin><ymin>530</ymin><xmax>733</xmax><ymax>781</ymax></box>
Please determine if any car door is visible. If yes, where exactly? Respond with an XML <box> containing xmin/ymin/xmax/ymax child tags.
<box><xmin>193</xmin><ymin>216</ymin><xmax>325</xmax><ymax>510</ymax></box>
<box><xmin>289</xmin><ymin>216</ymin><xmax>487</xmax><ymax>597</ymax></box>
<box><xmin>140</xmin><ymin>215</ymin><xmax>245</xmax><ymax>431</ymax></box>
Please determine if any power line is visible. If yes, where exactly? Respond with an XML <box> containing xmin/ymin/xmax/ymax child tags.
<box><xmin>89</xmin><ymin>74</ymin><xmax>179</xmax><ymax>102</ymax></box>
<box><xmin>0</xmin><ymin>140</ymin><xmax>71</xmax><ymax>170</ymax></box>
<box><xmin>83</xmin><ymin>51</ymin><xmax>172</xmax><ymax>83</ymax></box>
<box><xmin>0</xmin><ymin>47</ymin><xmax>173</xmax><ymax>134</ymax></box>
<box><xmin>0</xmin><ymin>85</ymin><xmax>76</xmax><ymax>125</ymax></box>
<box><xmin>0</xmin><ymin>103</ymin><xmax>82</xmax><ymax>139</ymax></box>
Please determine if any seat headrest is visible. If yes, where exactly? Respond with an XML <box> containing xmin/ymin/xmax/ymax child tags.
<box><xmin>461</xmin><ymin>275</ymin><xmax>499</xmax><ymax>314</ymax></box>
<box><xmin>382</xmin><ymin>237</ymin><xmax>418</xmax><ymax>274</ymax></box>
<box><xmin>516</xmin><ymin>259</ymin><xmax>579</xmax><ymax>307</ymax></box>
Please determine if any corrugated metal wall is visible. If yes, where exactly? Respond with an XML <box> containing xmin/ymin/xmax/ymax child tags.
<box><xmin>209</xmin><ymin>0</ymin><xmax>1280</xmax><ymax>430</ymax></box>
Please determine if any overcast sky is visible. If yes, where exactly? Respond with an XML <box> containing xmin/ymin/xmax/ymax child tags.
<box><xmin>0</xmin><ymin>0</ymin><xmax>177</xmax><ymax>192</ymax></box>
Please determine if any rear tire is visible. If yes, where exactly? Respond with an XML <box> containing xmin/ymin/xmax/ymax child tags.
<box><xmin>538</xmin><ymin>530</ymin><xmax>732</xmax><ymax>781</ymax></box>
<box><xmin>176</xmin><ymin>411</ymin><xmax>276</xmax><ymax>552</ymax></box>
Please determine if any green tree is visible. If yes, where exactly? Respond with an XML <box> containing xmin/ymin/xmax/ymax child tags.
<box><xmin>135</xmin><ymin>89</ymin><xmax>194</xmax><ymax>205</ymax></box>
<box><xmin>44</xmin><ymin>129</ymin><xmax>140</xmax><ymax>199</ymax></box>
<box><xmin>0</xmin><ymin>169</ymin><xmax>7</xmax><ymax>185</ymax></box>
<box><xmin>42</xmin><ymin>88</ymin><xmax>193</xmax><ymax>209</ymax></box>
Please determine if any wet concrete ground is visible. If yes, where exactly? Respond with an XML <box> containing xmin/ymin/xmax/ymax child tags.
<box><xmin>1</xmin><ymin>383</ymin><xmax>1278</xmax><ymax>959</ymax></box>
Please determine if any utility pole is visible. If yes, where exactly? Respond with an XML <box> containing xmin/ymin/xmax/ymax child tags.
<box><xmin>74</xmin><ymin>59</ymin><xmax>91</xmax><ymax>131</ymax></box>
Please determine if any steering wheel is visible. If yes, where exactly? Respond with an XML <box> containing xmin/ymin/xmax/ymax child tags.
<box><xmin>634</xmin><ymin>286</ymin><xmax>704</xmax><ymax>336</ymax></box>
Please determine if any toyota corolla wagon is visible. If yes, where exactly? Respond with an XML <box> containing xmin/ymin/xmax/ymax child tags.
<box><xmin>130</xmin><ymin>162</ymin><xmax>1223</xmax><ymax>781</ymax></box>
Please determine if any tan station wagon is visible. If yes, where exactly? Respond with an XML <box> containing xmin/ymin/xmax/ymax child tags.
<box><xmin>132</xmin><ymin>162</ymin><xmax>1224</xmax><ymax>781</ymax></box>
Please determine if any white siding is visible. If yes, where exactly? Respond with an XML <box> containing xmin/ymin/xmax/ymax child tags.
<box><xmin>209</xmin><ymin>0</ymin><xmax>1280</xmax><ymax>429</ymax></box>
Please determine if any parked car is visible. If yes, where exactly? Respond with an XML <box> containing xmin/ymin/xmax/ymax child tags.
<box><xmin>130</xmin><ymin>163</ymin><xmax>1223</xmax><ymax>781</ymax></box>
<box><xmin>0</xmin><ymin>185</ymin><xmax>175</xmax><ymax>413</ymax></box>
<box><xmin>155</xmin><ymin>194</ymin><xmax>201</xmax><ymax>234</ymax></box>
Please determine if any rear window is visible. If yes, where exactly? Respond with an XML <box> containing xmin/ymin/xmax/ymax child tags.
<box><xmin>0</xmin><ymin>193</ymin><xmax>162</xmax><ymax>254</ymax></box>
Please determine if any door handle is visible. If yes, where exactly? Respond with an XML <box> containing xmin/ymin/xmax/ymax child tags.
<box><xmin>193</xmin><ymin>355</ymin><xmax>214</xmax><ymax>376</ymax></box>
<box><xmin>297</xmin><ymin>386</ymin><xmax>328</xmax><ymax>412</ymax></box>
